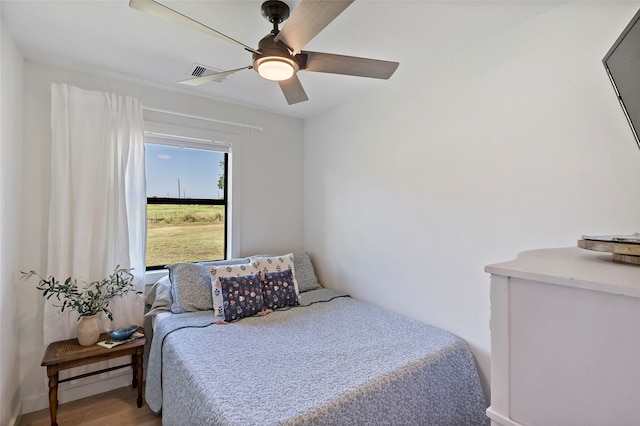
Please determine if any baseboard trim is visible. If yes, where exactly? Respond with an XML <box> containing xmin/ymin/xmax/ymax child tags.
<box><xmin>486</xmin><ymin>407</ymin><xmax>525</xmax><ymax>426</ymax></box>
<box><xmin>8</xmin><ymin>401</ymin><xmax>21</xmax><ymax>426</ymax></box>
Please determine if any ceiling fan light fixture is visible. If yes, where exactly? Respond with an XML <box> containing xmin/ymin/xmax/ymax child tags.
<box><xmin>256</xmin><ymin>57</ymin><xmax>296</xmax><ymax>81</ymax></box>
<box><xmin>131</xmin><ymin>0</ymin><xmax>398</xmax><ymax>105</ymax></box>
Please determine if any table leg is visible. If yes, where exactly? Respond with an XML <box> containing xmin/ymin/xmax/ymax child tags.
<box><xmin>135</xmin><ymin>349</ymin><xmax>144</xmax><ymax>408</ymax></box>
<box><xmin>47</xmin><ymin>369</ymin><xmax>59</xmax><ymax>426</ymax></box>
<box><xmin>131</xmin><ymin>354</ymin><xmax>138</xmax><ymax>389</ymax></box>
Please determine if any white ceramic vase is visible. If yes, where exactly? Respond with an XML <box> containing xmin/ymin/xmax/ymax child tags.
<box><xmin>77</xmin><ymin>314</ymin><xmax>100</xmax><ymax>346</ymax></box>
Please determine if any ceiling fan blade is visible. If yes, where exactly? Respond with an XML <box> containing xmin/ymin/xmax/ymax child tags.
<box><xmin>178</xmin><ymin>66</ymin><xmax>252</xmax><ymax>86</ymax></box>
<box><xmin>129</xmin><ymin>0</ymin><xmax>260</xmax><ymax>55</ymax></box>
<box><xmin>301</xmin><ymin>51</ymin><xmax>399</xmax><ymax>79</ymax></box>
<box><xmin>278</xmin><ymin>75</ymin><xmax>309</xmax><ymax>105</ymax></box>
<box><xmin>274</xmin><ymin>0</ymin><xmax>354</xmax><ymax>54</ymax></box>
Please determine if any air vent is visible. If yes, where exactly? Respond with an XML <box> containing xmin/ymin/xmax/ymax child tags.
<box><xmin>192</xmin><ymin>65</ymin><xmax>207</xmax><ymax>77</ymax></box>
<box><xmin>186</xmin><ymin>63</ymin><xmax>229</xmax><ymax>83</ymax></box>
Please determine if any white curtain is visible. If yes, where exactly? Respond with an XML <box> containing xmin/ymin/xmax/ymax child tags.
<box><xmin>45</xmin><ymin>83</ymin><xmax>146</xmax><ymax>346</ymax></box>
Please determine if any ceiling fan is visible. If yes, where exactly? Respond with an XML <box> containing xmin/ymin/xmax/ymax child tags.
<box><xmin>129</xmin><ymin>0</ymin><xmax>399</xmax><ymax>105</ymax></box>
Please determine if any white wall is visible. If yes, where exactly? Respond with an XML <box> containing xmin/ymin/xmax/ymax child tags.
<box><xmin>303</xmin><ymin>1</ymin><xmax>640</xmax><ymax>399</ymax></box>
<box><xmin>17</xmin><ymin>61</ymin><xmax>304</xmax><ymax>412</ymax></box>
<box><xmin>0</xmin><ymin>10</ymin><xmax>24</xmax><ymax>426</ymax></box>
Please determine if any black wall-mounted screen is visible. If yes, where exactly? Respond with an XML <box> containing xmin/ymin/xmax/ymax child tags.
<box><xmin>603</xmin><ymin>8</ymin><xmax>640</xmax><ymax>149</ymax></box>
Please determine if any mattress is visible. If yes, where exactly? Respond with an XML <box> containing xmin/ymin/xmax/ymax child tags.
<box><xmin>151</xmin><ymin>311</ymin><xmax>172</xmax><ymax>332</ymax></box>
<box><xmin>146</xmin><ymin>288</ymin><xmax>488</xmax><ymax>425</ymax></box>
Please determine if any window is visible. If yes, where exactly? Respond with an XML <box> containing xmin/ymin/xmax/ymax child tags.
<box><xmin>145</xmin><ymin>136</ymin><xmax>229</xmax><ymax>270</ymax></box>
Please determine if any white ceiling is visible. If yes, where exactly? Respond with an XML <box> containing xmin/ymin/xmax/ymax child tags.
<box><xmin>1</xmin><ymin>0</ymin><xmax>562</xmax><ymax>119</ymax></box>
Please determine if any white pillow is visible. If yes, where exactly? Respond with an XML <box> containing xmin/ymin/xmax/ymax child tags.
<box><xmin>207</xmin><ymin>263</ymin><xmax>261</xmax><ymax>316</ymax></box>
<box><xmin>250</xmin><ymin>253</ymin><xmax>299</xmax><ymax>295</ymax></box>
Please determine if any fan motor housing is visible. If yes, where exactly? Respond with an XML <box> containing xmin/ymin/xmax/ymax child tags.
<box><xmin>253</xmin><ymin>34</ymin><xmax>300</xmax><ymax>78</ymax></box>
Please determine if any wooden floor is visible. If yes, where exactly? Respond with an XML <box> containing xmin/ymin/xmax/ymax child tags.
<box><xmin>19</xmin><ymin>385</ymin><xmax>161</xmax><ymax>426</ymax></box>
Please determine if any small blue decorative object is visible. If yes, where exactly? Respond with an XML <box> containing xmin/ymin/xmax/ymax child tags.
<box><xmin>107</xmin><ymin>325</ymin><xmax>137</xmax><ymax>341</ymax></box>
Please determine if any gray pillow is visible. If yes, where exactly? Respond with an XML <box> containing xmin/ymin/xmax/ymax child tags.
<box><xmin>144</xmin><ymin>275</ymin><xmax>172</xmax><ymax>317</ymax></box>
<box><xmin>167</xmin><ymin>257</ymin><xmax>251</xmax><ymax>314</ymax></box>
<box><xmin>200</xmin><ymin>257</ymin><xmax>250</xmax><ymax>268</ymax></box>
<box><xmin>293</xmin><ymin>251</ymin><xmax>322</xmax><ymax>293</ymax></box>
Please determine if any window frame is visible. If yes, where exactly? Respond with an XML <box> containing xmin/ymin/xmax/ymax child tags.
<box><xmin>143</xmin><ymin>121</ymin><xmax>236</xmax><ymax>270</ymax></box>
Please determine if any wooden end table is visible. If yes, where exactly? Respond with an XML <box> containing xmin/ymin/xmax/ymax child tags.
<box><xmin>41</xmin><ymin>328</ymin><xmax>146</xmax><ymax>426</ymax></box>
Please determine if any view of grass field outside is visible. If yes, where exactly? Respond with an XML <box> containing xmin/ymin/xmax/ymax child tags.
<box><xmin>146</xmin><ymin>204</ymin><xmax>225</xmax><ymax>267</ymax></box>
<box><xmin>145</xmin><ymin>142</ymin><xmax>226</xmax><ymax>268</ymax></box>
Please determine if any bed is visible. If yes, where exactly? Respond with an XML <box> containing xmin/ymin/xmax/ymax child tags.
<box><xmin>144</xmin><ymin>253</ymin><xmax>488</xmax><ymax>425</ymax></box>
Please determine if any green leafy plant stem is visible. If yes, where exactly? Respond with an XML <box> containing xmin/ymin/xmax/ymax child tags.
<box><xmin>22</xmin><ymin>266</ymin><xmax>139</xmax><ymax>321</ymax></box>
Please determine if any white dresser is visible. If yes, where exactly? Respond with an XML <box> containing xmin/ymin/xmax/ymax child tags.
<box><xmin>485</xmin><ymin>247</ymin><xmax>640</xmax><ymax>426</ymax></box>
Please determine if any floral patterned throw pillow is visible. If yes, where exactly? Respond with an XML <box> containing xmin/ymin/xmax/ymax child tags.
<box><xmin>260</xmin><ymin>269</ymin><xmax>299</xmax><ymax>310</ymax></box>
<box><xmin>250</xmin><ymin>253</ymin><xmax>299</xmax><ymax>295</ymax></box>
<box><xmin>218</xmin><ymin>273</ymin><xmax>264</xmax><ymax>322</ymax></box>
<box><xmin>208</xmin><ymin>263</ymin><xmax>261</xmax><ymax>316</ymax></box>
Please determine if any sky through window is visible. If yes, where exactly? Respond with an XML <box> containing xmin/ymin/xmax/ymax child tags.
<box><xmin>145</xmin><ymin>144</ymin><xmax>225</xmax><ymax>199</ymax></box>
